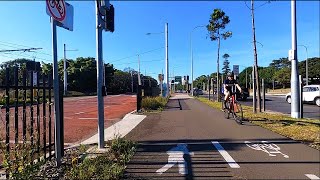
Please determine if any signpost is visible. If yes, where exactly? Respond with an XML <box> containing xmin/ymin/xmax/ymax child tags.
<box><xmin>46</xmin><ymin>0</ymin><xmax>73</xmax><ymax>166</ymax></box>
<box><xmin>175</xmin><ymin>76</ymin><xmax>182</xmax><ymax>84</ymax></box>
<box><xmin>233</xmin><ymin>65</ymin><xmax>239</xmax><ymax>76</ymax></box>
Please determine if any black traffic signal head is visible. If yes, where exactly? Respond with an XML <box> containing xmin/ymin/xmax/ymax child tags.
<box><xmin>105</xmin><ymin>4</ymin><xmax>114</xmax><ymax>32</ymax></box>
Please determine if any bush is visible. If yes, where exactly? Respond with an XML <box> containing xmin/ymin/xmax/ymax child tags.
<box><xmin>65</xmin><ymin>137</ymin><xmax>136</xmax><ymax>180</ymax></box>
<box><xmin>141</xmin><ymin>96</ymin><xmax>168</xmax><ymax>110</ymax></box>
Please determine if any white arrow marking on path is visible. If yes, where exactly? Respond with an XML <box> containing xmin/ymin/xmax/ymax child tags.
<box><xmin>305</xmin><ymin>174</ymin><xmax>320</xmax><ymax>180</ymax></box>
<box><xmin>212</xmin><ymin>141</ymin><xmax>240</xmax><ymax>168</ymax></box>
<box><xmin>156</xmin><ymin>143</ymin><xmax>194</xmax><ymax>175</ymax></box>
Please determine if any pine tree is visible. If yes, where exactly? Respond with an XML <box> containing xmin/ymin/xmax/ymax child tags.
<box><xmin>222</xmin><ymin>53</ymin><xmax>230</xmax><ymax>75</ymax></box>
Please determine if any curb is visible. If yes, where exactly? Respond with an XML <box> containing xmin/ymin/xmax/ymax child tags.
<box><xmin>77</xmin><ymin>111</ymin><xmax>146</xmax><ymax>146</ymax></box>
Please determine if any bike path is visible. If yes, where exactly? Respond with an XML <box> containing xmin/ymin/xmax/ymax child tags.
<box><xmin>123</xmin><ymin>94</ymin><xmax>320</xmax><ymax>179</ymax></box>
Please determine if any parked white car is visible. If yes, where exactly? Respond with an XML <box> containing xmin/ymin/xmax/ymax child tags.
<box><xmin>285</xmin><ymin>85</ymin><xmax>320</xmax><ymax>107</ymax></box>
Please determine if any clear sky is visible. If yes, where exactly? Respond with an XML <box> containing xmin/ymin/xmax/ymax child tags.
<box><xmin>0</xmin><ymin>1</ymin><xmax>319</xmax><ymax>81</ymax></box>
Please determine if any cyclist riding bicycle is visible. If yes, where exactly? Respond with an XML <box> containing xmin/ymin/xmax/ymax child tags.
<box><xmin>223</xmin><ymin>72</ymin><xmax>242</xmax><ymax>109</ymax></box>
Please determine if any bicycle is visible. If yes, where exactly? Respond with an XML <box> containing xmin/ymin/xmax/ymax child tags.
<box><xmin>223</xmin><ymin>85</ymin><xmax>244</xmax><ymax>125</ymax></box>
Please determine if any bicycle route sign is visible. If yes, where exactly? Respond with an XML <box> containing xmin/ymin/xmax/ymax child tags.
<box><xmin>46</xmin><ymin>0</ymin><xmax>74</xmax><ymax>31</ymax></box>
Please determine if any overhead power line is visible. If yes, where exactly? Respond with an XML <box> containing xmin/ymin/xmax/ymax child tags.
<box><xmin>0</xmin><ymin>48</ymin><xmax>42</xmax><ymax>53</ymax></box>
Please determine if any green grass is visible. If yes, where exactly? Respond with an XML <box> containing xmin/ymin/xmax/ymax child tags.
<box><xmin>196</xmin><ymin>97</ymin><xmax>320</xmax><ymax>150</ymax></box>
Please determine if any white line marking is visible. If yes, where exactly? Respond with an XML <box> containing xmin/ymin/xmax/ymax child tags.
<box><xmin>212</xmin><ymin>141</ymin><xmax>240</xmax><ymax>168</ymax></box>
<box><xmin>305</xmin><ymin>174</ymin><xmax>320</xmax><ymax>180</ymax></box>
<box><xmin>75</xmin><ymin>112</ymin><xmax>85</xmax><ymax>115</ymax></box>
<box><xmin>79</xmin><ymin>118</ymin><xmax>97</xmax><ymax>120</ymax></box>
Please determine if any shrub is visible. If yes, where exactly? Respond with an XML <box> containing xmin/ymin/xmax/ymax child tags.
<box><xmin>141</xmin><ymin>96</ymin><xmax>168</xmax><ymax>110</ymax></box>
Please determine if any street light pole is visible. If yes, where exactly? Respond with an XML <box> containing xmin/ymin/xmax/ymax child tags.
<box><xmin>63</xmin><ymin>44</ymin><xmax>78</xmax><ymax>96</ymax></box>
<box><xmin>165</xmin><ymin>23</ymin><xmax>169</xmax><ymax>97</ymax></box>
<box><xmin>290</xmin><ymin>0</ymin><xmax>300</xmax><ymax>118</ymax></box>
<box><xmin>298</xmin><ymin>45</ymin><xmax>308</xmax><ymax>85</ymax></box>
<box><xmin>63</xmin><ymin>44</ymin><xmax>67</xmax><ymax>96</ymax></box>
<box><xmin>190</xmin><ymin>25</ymin><xmax>206</xmax><ymax>96</ymax></box>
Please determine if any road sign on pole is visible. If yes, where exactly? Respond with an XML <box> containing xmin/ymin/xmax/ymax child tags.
<box><xmin>46</xmin><ymin>0</ymin><xmax>74</xmax><ymax>31</ymax></box>
<box><xmin>46</xmin><ymin>0</ymin><xmax>73</xmax><ymax>166</ymax></box>
<box><xmin>233</xmin><ymin>65</ymin><xmax>239</xmax><ymax>76</ymax></box>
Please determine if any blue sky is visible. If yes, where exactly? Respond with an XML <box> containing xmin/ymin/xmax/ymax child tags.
<box><xmin>0</xmin><ymin>1</ymin><xmax>319</xmax><ymax>81</ymax></box>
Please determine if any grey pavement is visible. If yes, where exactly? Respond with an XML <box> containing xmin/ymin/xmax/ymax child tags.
<box><xmin>123</xmin><ymin>94</ymin><xmax>320</xmax><ymax>180</ymax></box>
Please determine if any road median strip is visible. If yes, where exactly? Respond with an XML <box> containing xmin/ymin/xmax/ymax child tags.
<box><xmin>196</xmin><ymin>97</ymin><xmax>320</xmax><ymax>150</ymax></box>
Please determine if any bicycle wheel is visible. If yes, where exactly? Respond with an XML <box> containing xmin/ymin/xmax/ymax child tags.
<box><xmin>224</xmin><ymin>101</ymin><xmax>230</xmax><ymax>119</ymax></box>
<box><xmin>232</xmin><ymin>101</ymin><xmax>243</xmax><ymax>124</ymax></box>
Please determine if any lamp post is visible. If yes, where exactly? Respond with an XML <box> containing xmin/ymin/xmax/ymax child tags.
<box><xmin>146</xmin><ymin>23</ymin><xmax>169</xmax><ymax>97</ymax></box>
<box><xmin>63</xmin><ymin>44</ymin><xmax>78</xmax><ymax>96</ymax></box>
<box><xmin>298</xmin><ymin>45</ymin><xmax>308</xmax><ymax>85</ymax></box>
<box><xmin>190</xmin><ymin>25</ymin><xmax>206</xmax><ymax>96</ymax></box>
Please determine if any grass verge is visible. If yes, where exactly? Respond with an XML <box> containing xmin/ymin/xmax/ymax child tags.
<box><xmin>1</xmin><ymin>137</ymin><xmax>136</xmax><ymax>179</ymax></box>
<box><xmin>196</xmin><ymin>97</ymin><xmax>320</xmax><ymax>150</ymax></box>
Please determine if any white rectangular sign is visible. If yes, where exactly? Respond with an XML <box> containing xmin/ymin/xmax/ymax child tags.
<box><xmin>33</xmin><ymin>72</ymin><xmax>37</xmax><ymax>86</ymax></box>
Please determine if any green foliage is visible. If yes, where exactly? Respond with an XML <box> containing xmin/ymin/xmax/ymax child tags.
<box><xmin>65</xmin><ymin>137</ymin><xmax>136</xmax><ymax>180</ymax></box>
<box><xmin>269</xmin><ymin>57</ymin><xmax>290</xmax><ymax>69</ymax></box>
<box><xmin>222</xmin><ymin>53</ymin><xmax>231</xmax><ymax>75</ymax></box>
<box><xmin>207</xmin><ymin>9</ymin><xmax>232</xmax><ymax>41</ymax></box>
<box><xmin>142</xmin><ymin>96</ymin><xmax>168</xmax><ymax>110</ymax></box>
<box><xmin>274</xmin><ymin>67</ymin><xmax>291</xmax><ymax>88</ymax></box>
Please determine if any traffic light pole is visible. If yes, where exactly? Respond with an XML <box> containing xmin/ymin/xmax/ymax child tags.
<box><xmin>96</xmin><ymin>0</ymin><xmax>105</xmax><ymax>149</ymax></box>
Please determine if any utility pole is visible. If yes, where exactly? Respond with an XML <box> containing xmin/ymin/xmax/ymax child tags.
<box><xmin>165</xmin><ymin>23</ymin><xmax>169</xmax><ymax>97</ymax></box>
<box><xmin>63</xmin><ymin>44</ymin><xmax>67</xmax><ymax>96</ymax></box>
<box><xmin>160</xmin><ymin>69</ymin><xmax>163</xmax><ymax>96</ymax></box>
<box><xmin>96</xmin><ymin>0</ymin><xmax>105</xmax><ymax>149</ymax></box>
<box><xmin>251</xmin><ymin>0</ymin><xmax>261</xmax><ymax>112</ymax></box>
<box><xmin>131</xmin><ymin>70</ymin><xmax>133</xmax><ymax>93</ymax></box>
<box><xmin>290</xmin><ymin>0</ymin><xmax>300</xmax><ymax>118</ymax></box>
<box><xmin>246</xmin><ymin>68</ymin><xmax>248</xmax><ymax>89</ymax></box>
<box><xmin>216</xmin><ymin>35</ymin><xmax>221</xmax><ymax>102</ymax></box>
<box><xmin>138</xmin><ymin>55</ymin><xmax>141</xmax><ymax>85</ymax></box>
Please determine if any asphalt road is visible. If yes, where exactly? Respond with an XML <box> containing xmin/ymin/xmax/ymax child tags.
<box><xmin>123</xmin><ymin>94</ymin><xmax>320</xmax><ymax>179</ymax></box>
<box><xmin>200</xmin><ymin>94</ymin><xmax>320</xmax><ymax>120</ymax></box>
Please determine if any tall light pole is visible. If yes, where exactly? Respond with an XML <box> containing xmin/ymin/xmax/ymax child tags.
<box><xmin>298</xmin><ymin>45</ymin><xmax>308</xmax><ymax>85</ymax></box>
<box><xmin>146</xmin><ymin>23</ymin><xmax>169</xmax><ymax>97</ymax></box>
<box><xmin>165</xmin><ymin>23</ymin><xmax>169</xmax><ymax>97</ymax></box>
<box><xmin>190</xmin><ymin>25</ymin><xmax>206</xmax><ymax>96</ymax></box>
<box><xmin>63</xmin><ymin>44</ymin><xmax>78</xmax><ymax>96</ymax></box>
<box><xmin>290</xmin><ymin>0</ymin><xmax>300</xmax><ymax>118</ymax></box>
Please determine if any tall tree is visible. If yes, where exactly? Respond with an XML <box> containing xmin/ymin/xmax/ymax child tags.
<box><xmin>207</xmin><ymin>9</ymin><xmax>232</xmax><ymax>101</ymax></box>
<box><xmin>222</xmin><ymin>53</ymin><xmax>231</xmax><ymax>75</ymax></box>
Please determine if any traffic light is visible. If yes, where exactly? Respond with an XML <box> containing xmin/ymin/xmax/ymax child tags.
<box><xmin>187</xmin><ymin>75</ymin><xmax>189</xmax><ymax>81</ymax></box>
<box><xmin>105</xmin><ymin>4</ymin><xmax>114</xmax><ymax>32</ymax></box>
<box><xmin>171</xmin><ymin>80</ymin><xmax>174</xmax><ymax>84</ymax></box>
<box><xmin>26</xmin><ymin>61</ymin><xmax>40</xmax><ymax>71</ymax></box>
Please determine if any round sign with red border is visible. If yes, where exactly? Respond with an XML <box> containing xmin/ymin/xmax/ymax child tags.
<box><xmin>46</xmin><ymin>0</ymin><xmax>66</xmax><ymax>22</ymax></box>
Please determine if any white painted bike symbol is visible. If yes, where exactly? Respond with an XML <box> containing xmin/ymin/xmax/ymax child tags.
<box><xmin>245</xmin><ymin>141</ymin><xmax>289</xmax><ymax>158</ymax></box>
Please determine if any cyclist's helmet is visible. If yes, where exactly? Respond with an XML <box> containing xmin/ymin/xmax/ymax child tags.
<box><xmin>227</xmin><ymin>72</ymin><xmax>234</xmax><ymax>77</ymax></box>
